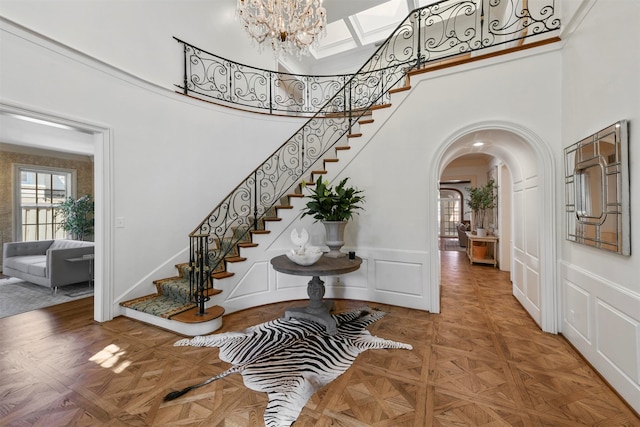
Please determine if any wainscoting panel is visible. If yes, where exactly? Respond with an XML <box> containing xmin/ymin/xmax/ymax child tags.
<box><xmin>369</xmin><ymin>249</ymin><xmax>430</xmax><ymax>310</ymax></box>
<box><xmin>273</xmin><ymin>270</ymin><xmax>307</xmax><ymax>291</ymax></box>
<box><xmin>226</xmin><ymin>261</ymin><xmax>270</xmax><ymax>300</ymax></box>
<box><xmin>560</xmin><ymin>261</ymin><xmax>640</xmax><ymax>410</ymax></box>
<box><xmin>220</xmin><ymin>248</ymin><xmax>430</xmax><ymax>318</ymax></box>
<box><xmin>596</xmin><ymin>300</ymin><xmax>639</xmax><ymax>382</ymax></box>
<box><xmin>512</xmin><ymin>251</ymin><xmax>525</xmax><ymax>293</ymax></box>
<box><xmin>526</xmin><ymin>266</ymin><xmax>540</xmax><ymax>307</ymax></box>
<box><xmin>524</xmin><ymin>186</ymin><xmax>540</xmax><ymax>258</ymax></box>
<box><xmin>564</xmin><ymin>279</ymin><xmax>591</xmax><ymax>342</ymax></box>
<box><xmin>374</xmin><ymin>260</ymin><xmax>422</xmax><ymax>296</ymax></box>
<box><xmin>513</xmin><ymin>189</ymin><xmax>524</xmax><ymax>250</ymax></box>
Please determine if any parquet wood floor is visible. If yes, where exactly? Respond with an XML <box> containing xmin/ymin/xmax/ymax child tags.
<box><xmin>1</xmin><ymin>251</ymin><xmax>638</xmax><ymax>426</ymax></box>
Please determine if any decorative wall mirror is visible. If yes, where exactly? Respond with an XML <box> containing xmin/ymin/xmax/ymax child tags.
<box><xmin>564</xmin><ymin>120</ymin><xmax>630</xmax><ymax>255</ymax></box>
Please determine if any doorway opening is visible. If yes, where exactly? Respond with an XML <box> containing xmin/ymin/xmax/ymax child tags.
<box><xmin>431</xmin><ymin>122</ymin><xmax>557</xmax><ymax>333</ymax></box>
<box><xmin>0</xmin><ymin>104</ymin><xmax>112</xmax><ymax>322</ymax></box>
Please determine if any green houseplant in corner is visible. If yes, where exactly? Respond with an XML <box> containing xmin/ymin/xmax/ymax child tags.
<box><xmin>301</xmin><ymin>177</ymin><xmax>365</xmax><ymax>258</ymax></box>
<box><xmin>56</xmin><ymin>194</ymin><xmax>95</xmax><ymax>241</ymax></box>
<box><xmin>466</xmin><ymin>179</ymin><xmax>497</xmax><ymax>238</ymax></box>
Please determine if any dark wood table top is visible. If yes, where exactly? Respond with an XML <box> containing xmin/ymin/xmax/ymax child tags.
<box><xmin>270</xmin><ymin>254</ymin><xmax>362</xmax><ymax>277</ymax></box>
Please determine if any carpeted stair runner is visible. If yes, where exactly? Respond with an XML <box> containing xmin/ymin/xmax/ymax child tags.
<box><xmin>120</xmin><ymin>180</ymin><xmax>320</xmax><ymax>322</ymax></box>
<box><xmin>120</xmin><ymin>265</ymin><xmax>198</xmax><ymax>318</ymax></box>
<box><xmin>119</xmin><ymin>216</ymin><xmax>264</xmax><ymax>319</ymax></box>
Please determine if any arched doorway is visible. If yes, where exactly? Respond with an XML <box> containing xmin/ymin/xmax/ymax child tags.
<box><xmin>430</xmin><ymin>121</ymin><xmax>558</xmax><ymax>333</ymax></box>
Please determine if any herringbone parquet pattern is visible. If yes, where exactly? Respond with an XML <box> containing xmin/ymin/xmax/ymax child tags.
<box><xmin>0</xmin><ymin>251</ymin><xmax>638</xmax><ymax>426</ymax></box>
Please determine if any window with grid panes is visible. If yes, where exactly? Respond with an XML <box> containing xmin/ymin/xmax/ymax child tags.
<box><xmin>17</xmin><ymin>167</ymin><xmax>73</xmax><ymax>241</ymax></box>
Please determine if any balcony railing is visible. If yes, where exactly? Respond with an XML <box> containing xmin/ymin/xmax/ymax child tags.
<box><xmin>177</xmin><ymin>0</ymin><xmax>559</xmax><ymax>117</ymax></box>
<box><xmin>185</xmin><ymin>0</ymin><xmax>560</xmax><ymax>311</ymax></box>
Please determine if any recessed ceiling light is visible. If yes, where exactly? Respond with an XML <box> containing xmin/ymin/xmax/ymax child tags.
<box><xmin>473</xmin><ymin>142</ymin><xmax>484</xmax><ymax>147</ymax></box>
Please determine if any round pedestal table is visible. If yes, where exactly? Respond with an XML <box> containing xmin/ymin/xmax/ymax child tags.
<box><xmin>270</xmin><ymin>254</ymin><xmax>362</xmax><ymax>335</ymax></box>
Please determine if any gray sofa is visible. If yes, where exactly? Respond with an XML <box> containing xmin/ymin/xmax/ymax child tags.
<box><xmin>2</xmin><ymin>239</ymin><xmax>94</xmax><ymax>293</ymax></box>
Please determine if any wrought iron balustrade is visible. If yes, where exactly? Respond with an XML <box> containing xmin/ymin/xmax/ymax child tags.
<box><xmin>175</xmin><ymin>38</ymin><xmax>359</xmax><ymax>117</ymax></box>
<box><xmin>177</xmin><ymin>0</ymin><xmax>558</xmax><ymax>117</ymax></box>
<box><xmin>185</xmin><ymin>0</ymin><xmax>559</xmax><ymax>312</ymax></box>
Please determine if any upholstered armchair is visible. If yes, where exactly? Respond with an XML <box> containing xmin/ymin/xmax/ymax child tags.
<box><xmin>456</xmin><ymin>223</ymin><xmax>470</xmax><ymax>247</ymax></box>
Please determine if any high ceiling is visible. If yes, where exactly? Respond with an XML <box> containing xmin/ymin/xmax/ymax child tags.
<box><xmin>311</xmin><ymin>0</ymin><xmax>437</xmax><ymax>60</ymax></box>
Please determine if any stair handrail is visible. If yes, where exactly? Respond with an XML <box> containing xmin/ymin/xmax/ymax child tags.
<box><xmin>187</xmin><ymin>0</ymin><xmax>560</xmax><ymax>310</ymax></box>
<box><xmin>176</xmin><ymin>0</ymin><xmax>559</xmax><ymax>118</ymax></box>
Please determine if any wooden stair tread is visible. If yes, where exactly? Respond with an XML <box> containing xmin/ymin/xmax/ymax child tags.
<box><xmin>170</xmin><ymin>305</ymin><xmax>225</xmax><ymax>323</ymax></box>
<box><xmin>369</xmin><ymin>103</ymin><xmax>391</xmax><ymax>111</ymax></box>
<box><xmin>359</xmin><ymin>118</ymin><xmax>374</xmax><ymax>125</ymax></box>
<box><xmin>312</xmin><ymin>170</ymin><xmax>327</xmax><ymax>175</ymax></box>
<box><xmin>204</xmin><ymin>288</ymin><xmax>223</xmax><ymax>297</ymax></box>
<box><xmin>212</xmin><ymin>271</ymin><xmax>234</xmax><ymax>279</ymax></box>
<box><xmin>347</xmin><ymin>133</ymin><xmax>362</xmax><ymax>138</ymax></box>
<box><xmin>324</xmin><ymin>158</ymin><xmax>339</xmax><ymax>163</ymax></box>
<box><xmin>288</xmin><ymin>193</ymin><xmax>304</xmax><ymax>198</ymax></box>
<box><xmin>238</xmin><ymin>242</ymin><xmax>259</xmax><ymax>248</ymax></box>
<box><xmin>250</xmin><ymin>229</ymin><xmax>270</xmax><ymax>234</ymax></box>
<box><xmin>263</xmin><ymin>217</ymin><xmax>281</xmax><ymax>222</ymax></box>
<box><xmin>389</xmin><ymin>85</ymin><xmax>411</xmax><ymax>94</ymax></box>
<box><xmin>224</xmin><ymin>256</ymin><xmax>247</xmax><ymax>263</ymax></box>
<box><xmin>335</xmin><ymin>146</ymin><xmax>351</xmax><ymax>151</ymax></box>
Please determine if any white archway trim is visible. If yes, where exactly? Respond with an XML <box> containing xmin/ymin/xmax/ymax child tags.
<box><xmin>431</xmin><ymin>120</ymin><xmax>558</xmax><ymax>333</ymax></box>
<box><xmin>0</xmin><ymin>101</ymin><xmax>114</xmax><ymax>322</ymax></box>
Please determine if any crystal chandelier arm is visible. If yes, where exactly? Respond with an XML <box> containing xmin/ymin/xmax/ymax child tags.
<box><xmin>237</xmin><ymin>0</ymin><xmax>327</xmax><ymax>58</ymax></box>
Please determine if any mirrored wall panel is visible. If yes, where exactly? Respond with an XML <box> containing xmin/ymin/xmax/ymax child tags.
<box><xmin>565</xmin><ymin>120</ymin><xmax>630</xmax><ymax>255</ymax></box>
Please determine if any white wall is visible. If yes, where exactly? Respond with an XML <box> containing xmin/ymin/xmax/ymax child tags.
<box><xmin>0</xmin><ymin>0</ymin><xmax>278</xmax><ymax>90</ymax></box>
<box><xmin>560</xmin><ymin>0</ymin><xmax>640</xmax><ymax>411</ymax></box>
<box><xmin>342</xmin><ymin>49</ymin><xmax>561</xmax><ymax>320</ymax></box>
<box><xmin>0</xmin><ymin>18</ymin><xmax>302</xmax><ymax>315</ymax></box>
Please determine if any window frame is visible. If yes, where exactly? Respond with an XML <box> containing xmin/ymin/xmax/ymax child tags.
<box><xmin>13</xmin><ymin>163</ymin><xmax>77</xmax><ymax>242</ymax></box>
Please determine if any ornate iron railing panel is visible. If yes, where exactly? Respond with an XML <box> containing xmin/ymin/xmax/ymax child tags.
<box><xmin>186</xmin><ymin>0</ymin><xmax>559</xmax><ymax>293</ymax></box>
<box><xmin>176</xmin><ymin>39</ymin><xmax>357</xmax><ymax>116</ymax></box>
<box><xmin>177</xmin><ymin>1</ymin><xmax>558</xmax><ymax>117</ymax></box>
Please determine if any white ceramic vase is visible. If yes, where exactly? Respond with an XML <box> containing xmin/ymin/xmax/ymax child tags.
<box><xmin>322</xmin><ymin>220</ymin><xmax>347</xmax><ymax>258</ymax></box>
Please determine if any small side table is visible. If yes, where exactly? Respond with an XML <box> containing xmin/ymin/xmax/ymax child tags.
<box><xmin>270</xmin><ymin>254</ymin><xmax>362</xmax><ymax>335</ymax></box>
<box><xmin>465</xmin><ymin>232</ymin><xmax>499</xmax><ymax>268</ymax></box>
<box><xmin>65</xmin><ymin>254</ymin><xmax>95</xmax><ymax>287</ymax></box>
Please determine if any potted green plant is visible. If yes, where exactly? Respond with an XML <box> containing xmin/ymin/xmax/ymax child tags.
<box><xmin>301</xmin><ymin>177</ymin><xmax>365</xmax><ymax>258</ymax></box>
<box><xmin>466</xmin><ymin>179</ymin><xmax>497</xmax><ymax>237</ymax></box>
<box><xmin>56</xmin><ymin>194</ymin><xmax>95</xmax><ymax>241</ymax></box>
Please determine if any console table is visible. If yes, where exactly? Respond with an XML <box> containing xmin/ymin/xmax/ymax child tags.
<box><xmin>270</xmin><ymin>254</ymin><xmax>362</xmax><ymax>335</ymax></box>
<box><xmin>465</xmin><ymin>232</ymin><xmax>499</xmax><ymax>267</ymax></box>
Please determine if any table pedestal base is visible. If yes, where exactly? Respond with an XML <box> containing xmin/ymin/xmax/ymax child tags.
<box><xmin>283</xmin><ymin>275</ymin><xmax>337</xmax><ymax>335</ymax></box>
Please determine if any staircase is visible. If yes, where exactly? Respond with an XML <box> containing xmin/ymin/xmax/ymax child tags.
<box><xmin>119</xmin><ymin>108</ymin><xmax>387</xmax><ymax>335</ymax></box>
<box><xmin>119</xmin><ymin>0</ymin><xmax>560</xmax><ymax>336</ymax></box>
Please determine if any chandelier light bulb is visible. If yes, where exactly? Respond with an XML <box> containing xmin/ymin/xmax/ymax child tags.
<box><xmin>237</xmin><ymin>0</ymin><xmax>327</xmax><ymax>59</ymax></box>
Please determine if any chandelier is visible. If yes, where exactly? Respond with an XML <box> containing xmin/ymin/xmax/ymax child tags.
<box><xmin>237</xmin><ymin>0</ymin><xmax>327</xmax><ymax>58</ymax></box>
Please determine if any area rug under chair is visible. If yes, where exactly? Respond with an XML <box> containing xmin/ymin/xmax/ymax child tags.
<box><xmin>440</xmin><ymin>237</ymin><xmax>466</xmax><ymax>251</ymax></box>
<box><xmin>165</xmin><ymin>307</ymin><xmax>412</xmax><ymax>427</ymax></box>
<box><xmin>0</xmin><ymin>277</ymin><xmax>94</xmax><ymax>318</ymax></box>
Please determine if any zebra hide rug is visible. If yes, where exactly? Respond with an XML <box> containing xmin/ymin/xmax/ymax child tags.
<box><xmin>166</xmin><ymin>307</ymin><xmax>412</xmax><ymax>427</ymax></box>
